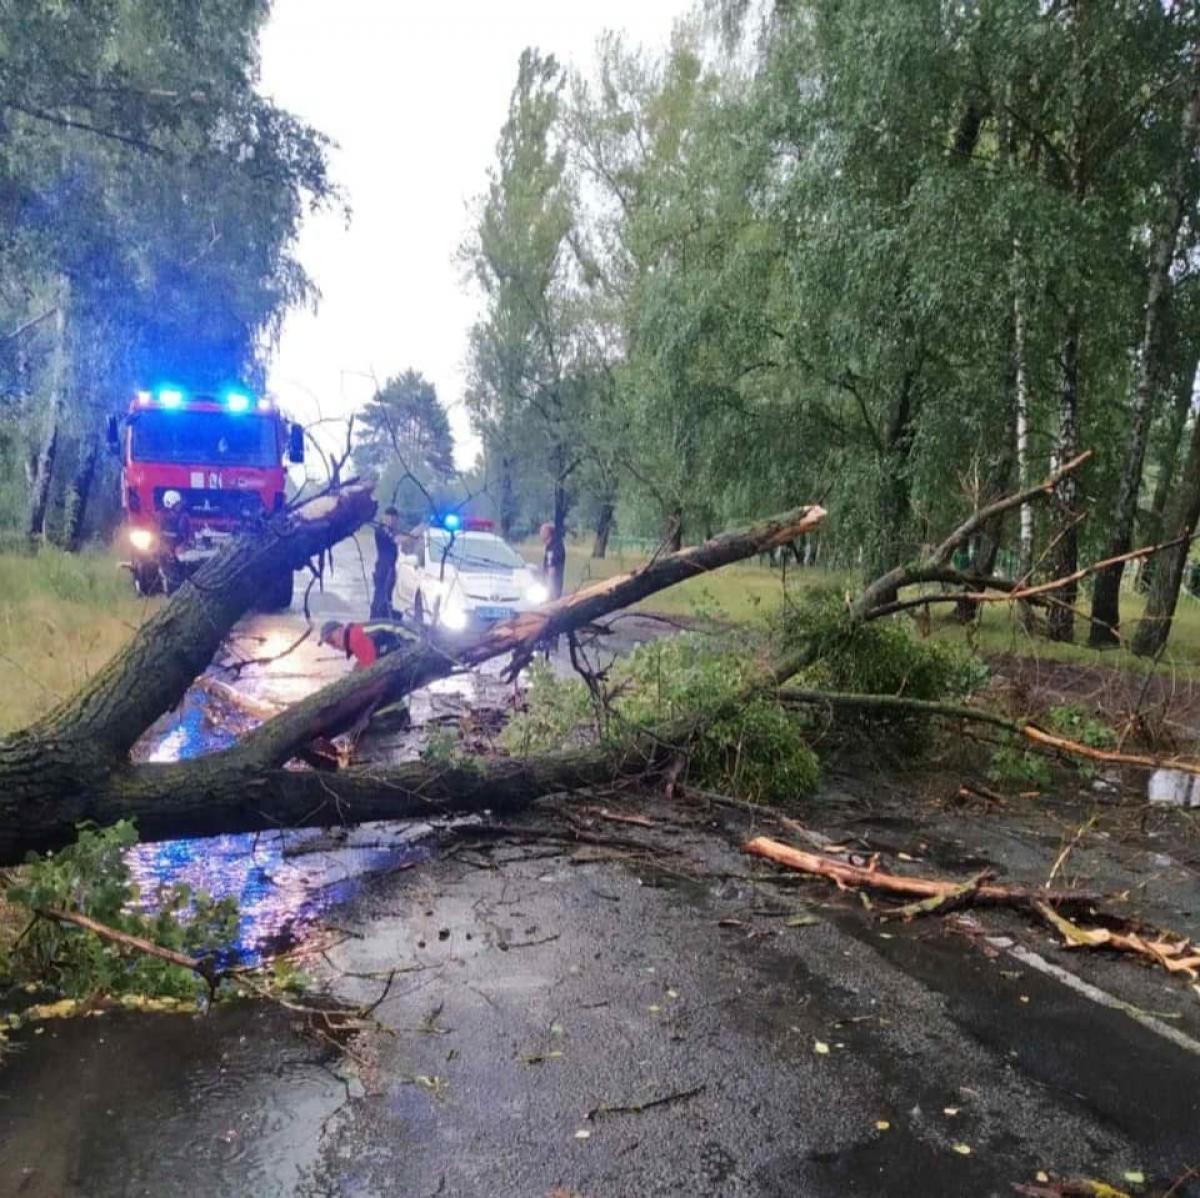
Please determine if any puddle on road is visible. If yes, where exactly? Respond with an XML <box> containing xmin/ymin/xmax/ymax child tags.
<box><xmin>128</xmin><ymin>635</ymin><xmax>522</xmax><ymax>964</ymax></box>
<box><xmin>131</xmin><ymin>683</ymin><xmax>443</xmax><ymax>965</ymax></box>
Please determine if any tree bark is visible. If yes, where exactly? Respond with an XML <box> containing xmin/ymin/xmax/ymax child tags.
<box><xmin>25</xmin><ymin>300</ymin><xmax>67</xmax><ymax>544</ymax></box>
<box><xmin>25</xmin><ymin>302</ymin><xmax>66</xmax><ymax>542</ymax></box>
<box><xmin>1132</xmin><ymin>407</ymin><xmax>1200</xmax><ymax>657</ymax></box>
<box><xmin>552</xmin><ymin>461</ymin><xmax>570</xmax><ymax>599</ymax></box>
<box><xmin>664</xmin><ymin>506</ymin><xmax>683</xmax><ymax>552</ymax></box>
<box><xmin>955</xmin><ymin>338</ymin><xmax>1017</xmax><ymax>622</ymax></box>
<box><xmin>1014</xmin><ymin>288</ymin><xmax>1034</xmax><ymax>580</ymax></box>
<box><xmin>1140</xmin><ymin>356</ymin><xmax>1198</xmax><ymax>592</ymax></box>
<box><xmin>0</xmin><ymin>500</ymin><xmax>826</xmax><ymax>862</ymax></box>
<box><xmin>592</xmin><ymin>500</ymin><xmax>614</xmax><ymax>558</ymax></box>
<box><xmin>499</xmin><ymin>454</ymin><xmax>518</xmax><ymax>540</ymax></box>
<box><xmin>869</xmin><ymin>370</ymin><xmax>917</xmax><ymax>604</ymax></box>
<box><xmin>1046</xmin><ymin>313</ymin><xmax>1081</xmax><ymax>643</ymax></box>
<box><xmin>61</xmin><ymin>435</ymin><xmax>98</xmax><ymax>552</ymax></box>
<box><xmin>1090</xmin><ymin>60</ymin><xmax>1200</xmax><ymax>646</ymax></box>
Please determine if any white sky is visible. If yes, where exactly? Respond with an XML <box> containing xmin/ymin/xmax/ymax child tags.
<box><xmin>258</xmin><ymin>1</ymin><xmax>685</xmax><ymax>469</ymax></box>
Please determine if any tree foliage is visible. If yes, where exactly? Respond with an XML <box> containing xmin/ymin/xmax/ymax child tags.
<box><xmin>353</xmin><ymin>369</ymin><xmax>456</xmax><ymax>517</ymax></box>
<box><xmin>467</xmin><ymin>2</ymin><xmax>1200</xmax><ymax>650</ymax></box>
<box><xmin>0</xmin><ymin>0</ymin><xmax>337</xmax><ymax>541</ymax></box>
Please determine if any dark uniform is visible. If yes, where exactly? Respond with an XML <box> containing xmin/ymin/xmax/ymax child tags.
<box><xmin>540</xmin><ymin>530</ymin><xmax>565</xmax><ymax>658</ymax></box>
<box><xmin>542</xmin><ymin>533</ymin><xmax>565</xmax><ymax>601</ymax></box>
<box><xmin>371</xmin><ymin>523</ymin><xmax>399</xmax><ymax>619</ymax></box>
<box><xmin>158</xmin><ymin>506</ymin><xmax>192</xmax><ymax>593</ymax></box>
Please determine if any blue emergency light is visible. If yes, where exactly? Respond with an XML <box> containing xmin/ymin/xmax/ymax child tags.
<box><xmin>442</xmin><ymin>512</ymin><xmax>462</xmax><ymax>531</ymax></box>
<box><xmin>157</xmin><ymin>387</ymin><xmax>185</xmax><ymax>408</ymax></box>
<box><xmin>225</xmin><ymin>390</ymin><xmax>251</xmax><ymax>413</ymax></box>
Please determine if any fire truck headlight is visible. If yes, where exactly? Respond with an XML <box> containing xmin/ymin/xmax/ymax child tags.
<box><xmin>525</xmin><ymin>581</ymin><xmax>549</xmax><ymax>605</ymax></box>
<box><xmin>129</xmin><ymin>528</ymin><xmax>156</xmax><ymax>553</ymax></box>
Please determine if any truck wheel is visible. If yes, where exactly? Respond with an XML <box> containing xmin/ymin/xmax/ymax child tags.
<box><xmin>259</xmin><ymin>571</ymin><xmax>294</xmax><ymax>612</ymax></box>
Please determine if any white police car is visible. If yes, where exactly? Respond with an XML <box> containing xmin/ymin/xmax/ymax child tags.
<box><xmin>396</xmin><ymin>516</ymin><xmax>550</xmax><ymax>632</ymax></box>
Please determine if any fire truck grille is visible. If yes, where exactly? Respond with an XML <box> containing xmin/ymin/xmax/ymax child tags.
<box><xmin>153</xmin><ymin>487</ymin><xmax>266</xmax><ymax>522</ymax></box>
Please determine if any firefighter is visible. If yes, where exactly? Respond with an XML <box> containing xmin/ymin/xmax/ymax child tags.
<box><xmin>319</xmin><ymin>618</ymin><xmax>413</xmax><ymax>731</ymax></box>
<box><xmin>318</xmin><ymin>618</ymin><xmax>411</xmax><ymax>671</ymax></box>
<box><xmin>370</xmin><ymin>506</ymin><xmax>401</xmax><ymax>619</ymax></box>
<box><xmin>158</xmin><ymin>489</ymin><xmax>192</xmax><ymax>592</ymax></box>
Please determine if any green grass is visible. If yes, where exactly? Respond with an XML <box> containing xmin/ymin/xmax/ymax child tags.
<box><xmin>0</xmin><ymin>548</ymin><xmax>160</xmax><ymax>733</ymax></box>
<box><xmin>519</xmin><ymin>537</ymin><xmax>850</xmax><ymax>624</ymax></box>
<box><xmin>537</xmin><ymin>537</ymin><xmax>1200</xmax><ymax>676</ymax></box>
<box><xmin>923</xmin><ymin>585</ymin><xmax>1200</xmax><ymax>678</ymax></box>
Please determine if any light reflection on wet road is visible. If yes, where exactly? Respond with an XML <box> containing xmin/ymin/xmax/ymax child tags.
<box><xmin>127</xmin><ymin>563</ymin><xmax>452</xmax><ymax>965</ymax></box>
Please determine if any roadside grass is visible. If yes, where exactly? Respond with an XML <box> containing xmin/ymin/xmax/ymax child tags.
<box><xmin>0</xmin><ymin>547</ymin><xmax>159</xmax><ymax>733</ymax></box>
<box><xmin>519</xmin><ymin>538</ymin><xmax>850</xmax><ymax>624</ymax></box>
<box><xmin>537</xmin><ymin>538</ymin><xmax>1200</xmax><ymax>676</ymax></box>
<box><xmin>925</xmin><ymin>586</ymin><xmax>1200</xmax><ymax>679</ymax></box>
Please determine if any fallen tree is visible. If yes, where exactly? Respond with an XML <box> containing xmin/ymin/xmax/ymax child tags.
<box><xmin>0</xmin><ymin>498</ymin><xmax>826</xmax><ymax>861</ymax></box>
<box><xmin>3</xmin><ymin>448</ymin><xmax>1193</xmax><ymax>866</ymax></box>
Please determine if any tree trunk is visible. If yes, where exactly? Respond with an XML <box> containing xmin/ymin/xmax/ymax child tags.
<box><xmin>499</xmin><ymin>455</ymin><xmax>518</xmax><ymax>540</ymax></box>
<box><xmin>869</xmin><ymin>371</ymin><xmax>918</xmax><ymax>605</ymax></box>
<box><xmin>1046</xmin><ymin>314</ymin><xmax>1081</xmax><ymax>643</ymax></box>
<box><xmin>25</xmin><ymin>298</ymin><xmax>67</xmax><ymax>543</ymax></box>
<box><xmin>1140</xmin><ymin>356</ymin><xmax>1198</xmax><ymax>592</ymax></box>
<box><xmin>61</xmin><ymin>436</ymin><xmax>98</xmax><ymax>552</ymax></box>
<box><xmin>1014</xmin><ymin>290</ymin><xmax>1034</xmax><ymax>582</ymax></box>
<box><xmin>1090</xmin><ymin>62</ymin><xmax>1200</xmax><ymax>646</ymax></box>
<box><xmin>664</xmin><ymin>506</ymin><xmax>683</xmax><ymax>552</ymax></box>
<box><xmin>1132</xmin><ymin>409</ymin><xmax>1200</xmax><ymax>658</ymax></box>
<box><xmin>0</xmin><ymin>500</ymin><xmax>827</xmax><ymax>862</ymax></box>
<box><xmin>592</xmin><ymin>500</ymin><xmax>614</xmax><ymax>558</ymax></box>
<box><xmin>552</xmin><ymin>465</ymin><xmax>569</xmax><ymax>599</ymax></box>
<box><xmin>956</xmin><ymin>326</ymin><xmax>1018</xmax><ymax>623</ymax></box>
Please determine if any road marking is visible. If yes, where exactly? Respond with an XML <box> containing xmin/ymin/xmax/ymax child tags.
<box><xmin>1004</xmin><ymin>942</ymin><xmax>1200</xmax><ymax>1057</ymax></box>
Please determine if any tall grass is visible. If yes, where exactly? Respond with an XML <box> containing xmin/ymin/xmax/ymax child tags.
<box><xmin>0</xmin><ymin>548</ymin><xmax>159</xmax><ymax>732</ymax></box>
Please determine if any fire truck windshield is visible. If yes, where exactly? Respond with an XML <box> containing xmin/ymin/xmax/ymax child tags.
<box><xmin>131</xmin><ymin>410</ymin><xmax>278</xmax><ymax>467</ymax></box>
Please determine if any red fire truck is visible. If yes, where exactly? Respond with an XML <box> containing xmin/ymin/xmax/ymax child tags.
<box><xmin>107</xmin><ymin>383</ymin><xmax>305</xmax><ymax>608</ymax></box>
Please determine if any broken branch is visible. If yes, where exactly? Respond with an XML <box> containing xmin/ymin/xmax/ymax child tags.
<box><xmin>743</xmin><ymin>838</ymin><xmax>1095</xmax><ymax>907</ymax></box>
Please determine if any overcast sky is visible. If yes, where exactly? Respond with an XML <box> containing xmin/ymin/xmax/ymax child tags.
<box><xmin>258</xmin><ymin>1</ymin><xmax>685</xmax><ymax>468</ymax></box>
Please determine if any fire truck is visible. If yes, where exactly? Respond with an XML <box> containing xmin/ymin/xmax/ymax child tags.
<box><xmin>107</xmin><ymin>383</ymin><xmax>304</xmax><ymax>608</ymax></box>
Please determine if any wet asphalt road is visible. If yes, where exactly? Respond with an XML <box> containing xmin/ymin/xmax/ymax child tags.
<box><xmin>1</xmin><ymin>545</ymin><xmax>1199</xmax><ymax>1197</ymax></box>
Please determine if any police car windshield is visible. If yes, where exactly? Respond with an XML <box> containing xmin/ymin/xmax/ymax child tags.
<box><xmin>131</xmin><ymin>410</ymin><xmax>277</xmax><ymax>467</ymax></box>
<box><xmin>428</xmin><ymin>531</ymin><xmax>524</xmax><ymax>572</ymax></box>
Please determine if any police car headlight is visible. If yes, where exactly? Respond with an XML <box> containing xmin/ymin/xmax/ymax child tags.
<box><xmin>440</xmin><ymin>599</ymin><xmax>468</xmax><ymax>631</ymax></box>
<box><xmin>129</xmin><ymin>527</ymin><xmax>156</xmax><ymax>553</ymax></box>
<box><xmin>525</xmin><ymin>581</ymin><xmax>549</xmax><ymax>605</ymax></box>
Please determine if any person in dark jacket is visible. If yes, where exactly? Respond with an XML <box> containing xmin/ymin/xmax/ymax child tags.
<box><xmin>539</xmin><ymin>521</ymin><xmax>565</xmax><ymax>600</ymax></box>
<box><xmin>370</xmin><ymin>507</ymin><xmax>401</xmax><ymax>619</ymax></box>
<box><xmin>538</xmin><ymin>521</ymin><xmax>565</xmax><ymax>658</ymax></box>
<box><xmin>158</xmin><ymin>489</ymin><xmax>192</xmax><ymax>592</ymax></box>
